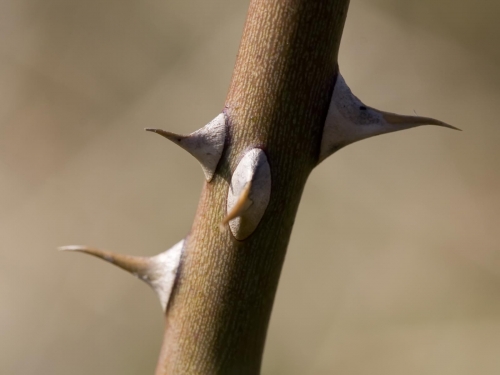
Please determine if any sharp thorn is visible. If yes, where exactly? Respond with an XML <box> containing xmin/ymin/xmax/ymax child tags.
<box><xmin>220</xmin><ymin>181</ymin><xmax>253</xmax><ymax>230</ymax></box>
<box><xmin>145</xmin><ymin>114</ymin><xmax>226</xmax><ymax>182</ymax></box>
<box><xmin>59</xmin><ymin>240</ymin><xmax>185</xmax><ymax>311</ymax></box>
<box><xmin>319</xmin><ymin>72</ymin><xmax>460</xmax><ymax>162</ymax></box>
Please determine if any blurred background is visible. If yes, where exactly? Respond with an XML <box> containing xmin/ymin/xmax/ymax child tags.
<box><xmin>1</xmin><ymin>0</ymin><xmax>499</xmax><ymax>374</ymax></box>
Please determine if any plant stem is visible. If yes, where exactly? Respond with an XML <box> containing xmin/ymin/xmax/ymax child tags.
<box><xmin>156</xmin><ymin>1</ymin><xmax>349</xmax><ymax>373</ymax></box>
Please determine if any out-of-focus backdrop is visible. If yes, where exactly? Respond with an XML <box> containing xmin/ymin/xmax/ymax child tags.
<box><xmin>1</xmin><ymin>0</ymin><xmax>499</xmax><ymax>374</ymax></box>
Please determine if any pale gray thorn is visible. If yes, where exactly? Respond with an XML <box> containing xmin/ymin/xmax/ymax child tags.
<box><xmin>319</xmin><ymin>72</ymin><xmax>460</xmax><ymax>163</ymax></box>
<box><xmin>146</xmin><ymin>113</ymin><xmax>226</xmax><ymax>182</ymax></box>
<box><xmin>59</xmin><ymin>239</ymin><xmax>185</xmax><ymax>311</ymax></box>
<box><xmin>224</xmin><ymin>149</ymin><xmax>271</xmax><ymax>240</ymax></box>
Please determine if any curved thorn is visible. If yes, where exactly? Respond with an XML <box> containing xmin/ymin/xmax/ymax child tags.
<box><xmin>59</xmin><ymin>246</ymin><xmax>151</xmax><ymax>276</ymax></box>
<box><xmin>319</xmin><ymin>73</ymin><xmax>460</xmax><ymax>163</ymax></box>
<box><xmin>59</xmin><ymin>240</ymin><xmax>185</xmax><ymax>311</ymax></box>
<box><xmin>220</xmin><ymin>181</ymin><xmax>253</xmax><ymax>230</ymax></box>
<box><xmin>225</xmin><ymin>149</ymin><xmax>271</xmax><ymax>240</ymax></box>
<box><xmin>380</xmin><ymin>111</ymin><xmax>461</xmax><ymax>131</ymax></box>
<box><xmin>145</xmin><ymin>129</ymin><xmax>184</xmax><ymax>143</ymax></box>
<box><xmin>146</xmin><ymin>113</ymin><xmax>226</xmax><ymax>182</ymax></box>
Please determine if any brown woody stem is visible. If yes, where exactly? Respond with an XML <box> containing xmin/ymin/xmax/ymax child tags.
<box><xmin>156</xmin><ymin>1</ymin><xmax>349</xmax><ymax>373</ymax></box>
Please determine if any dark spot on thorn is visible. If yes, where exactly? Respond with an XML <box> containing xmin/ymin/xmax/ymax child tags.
<box><xmin>360</xmin><ymin>106</ymin><xmax>367</xmax><ymax>110</ymax></box>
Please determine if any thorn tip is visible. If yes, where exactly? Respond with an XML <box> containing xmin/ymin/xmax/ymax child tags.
<box><xmin>226</xmin><ymin>149</ymin><xmax>271</xmax><ymax>240</ymax></box>
<box><xmin>221</xmin><ymin>181</ymin><xmax>252</xmax><ymax>228</ymax></box>
<box><xmin>319</xmin><ymin>72</ymin><xmax>460</xmax><ymax>162</ymax></box>
<box><xmin>146</xmin><ymin>114</ymin><xmax>226</xmax><ymax>181</ymax></box>
<box><xmin>60</xmin><ymin>240</ymin><xmax>185</xmax><ymax>311</ymax></box>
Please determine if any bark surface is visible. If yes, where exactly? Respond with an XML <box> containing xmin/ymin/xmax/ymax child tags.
<box><xmin>157</xmin><ymin>1</ymin><xmax>350</xmax><ymax>373</ymax></box>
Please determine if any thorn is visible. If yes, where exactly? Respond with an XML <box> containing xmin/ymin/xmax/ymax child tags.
<box><xmin>59</xmin><ymin>240</ymin><xmax>185</xmax><ymax>311</ymax></box>
<box><xmin>145</xmin><ymin>129</ymin><xmax>182</xmax><ymax>143</ymax></box>
<box><xmin>59</xmin><ymin>246</ymin><xmax>151</xmax><ymax>275</ymax></box>
<box><xmin>220</xmin><ymin>181</ymin><xmax>252</xmax><ymax>230</ymax></box>
<box><xmin>381</xmin><ymin>111</ymin><xmax>461</xmax><ymax>131</ymax></box>
<box><xmin>319</xmin><ymin>73</ymin><xmax>460</xmax><ymax>162</ymax></box>
<box><xmin>225</xmin><ymin>149</ymin><xmax>271</xmax><ymax>240</ymax></box>
<box><xmin>146</xmin><ymin>113</ymin><xmax>226</xmax><ymax>182</ymax></box>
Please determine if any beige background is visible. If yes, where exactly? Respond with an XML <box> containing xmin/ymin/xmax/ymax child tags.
<box><xmin>1</xmin><ymin>0</ymin><xmax>499</xmax><ymax>374</ymax></box>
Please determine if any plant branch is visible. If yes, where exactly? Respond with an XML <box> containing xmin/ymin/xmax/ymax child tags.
<box><xmin>156</xmin><ymin>1</ymin><xmax>350</xmax><ymax>374</ymax></box>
